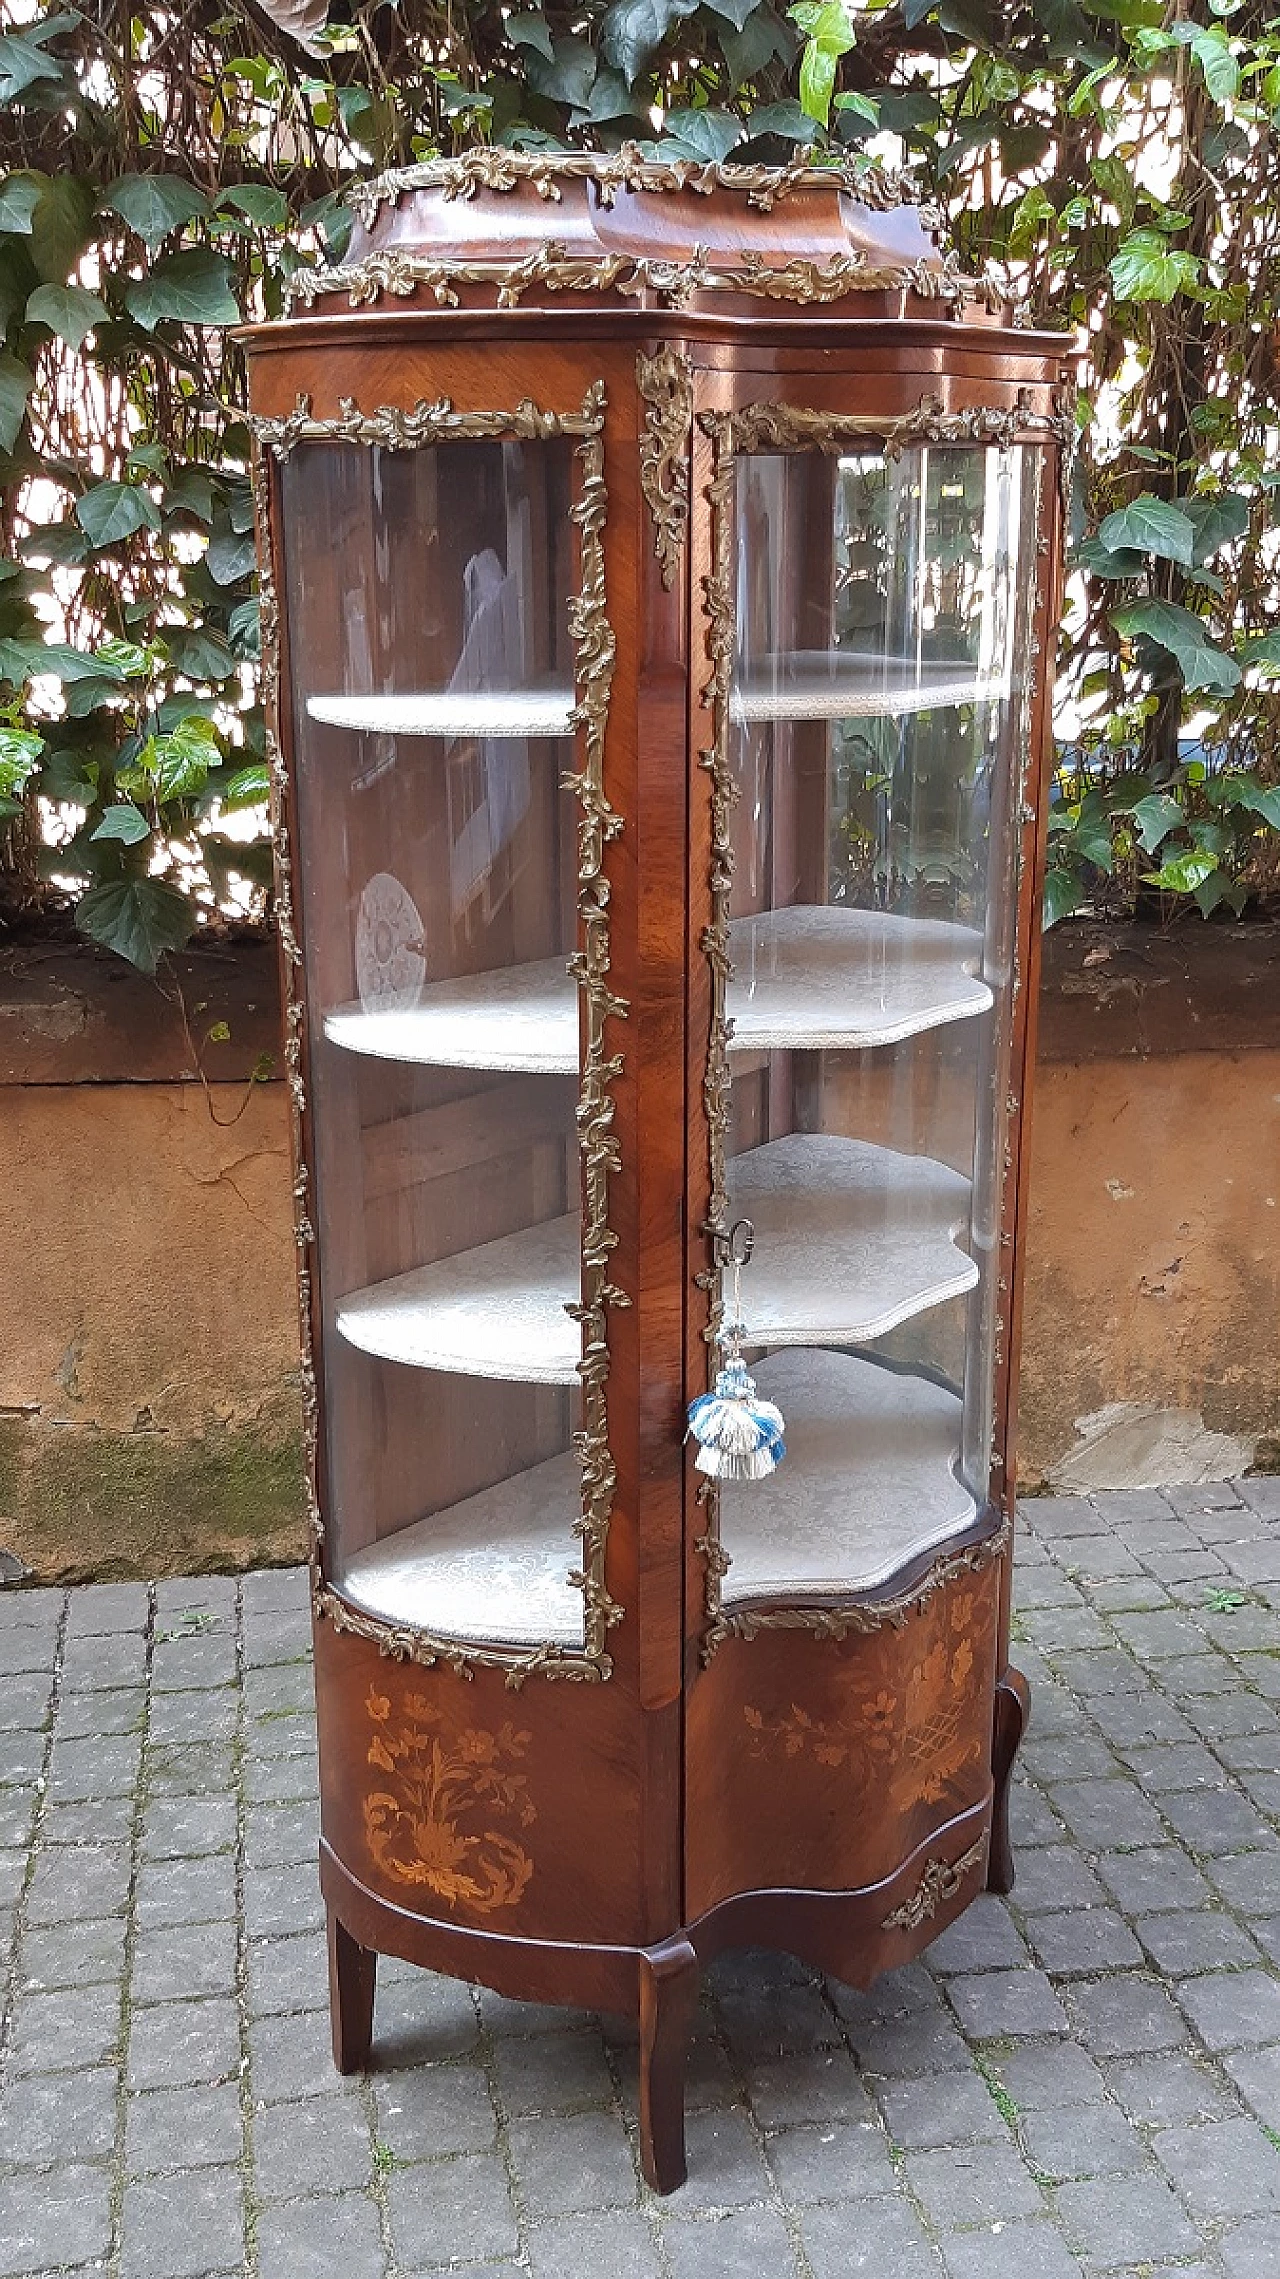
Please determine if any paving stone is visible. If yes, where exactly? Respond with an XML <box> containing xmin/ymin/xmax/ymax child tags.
<box><xmin>1018</xmin><ymin>2100</ymin><xmax>1148</xmax><ymax>2181</ymax></box>
<box><xmin>1069</xmin><ymin>1975</ymin><xmax>1191</xmax><ymax>2057</ymax></box>
<box><xmin>947</xmin><ymin>1968</ymin><xmax>1070</xmax><ymax>2040</ymax></box>
<box><xmin>490</xmin><ymin>2028</ymin><xmax>614</xmax><ymax>2116</ymax></box>
<box><xmin>744</xmin><ymin>2049</ymin><xmax>874</xmax><ymax>2132</ymax></box>
<box><xmin>146</xmin><ymin>1685</ymin><xmax>238</xmax><ymax>1747</ymax></box>
<box><xmin>1008</xmin><ymin>1846</ymin><xmax>1109</xmax><ymax>1915</ymax></box>
<box><xmin>64</xmin><ymin>1580</ymin><xmax>150</xmax><ymax>1635</ymax></box>
<box><xmin>716</xmin><ymin>1982</ymin><xmax>842</xmax><ymax>2065</ymax></box>
<box><xmin>992</xmin><ymin>2042</ymin><xmax>1108</xmax><ymax>2111</ymax></box>
<box><xmin>371</xmin><ymin>2061</ymin><xmax>496</xmax><ymax>2157</ymax></box>
<box><xmin>139</xmin><ymin>1792</ymin><xmax>237</xmax><ymax>1861</ymax></box>
<box><xmin>244</xmin><ymin>1799</ymin><xmax>317</xmax><ymax>1870</ymax></box>
<box><xmin>0</xmin><ymin>2066</ymin><xmax>119</xmax><ymax>2165</ymax></box>
<box><xmin>526</xmin><ymin>2209</ymin><xmax>659</xmax><ymax>2279</ymax></box>
<box><xmin>906</xmin><ymin>2136</ymin><xmax>1045</xmax><ymax>2227</ymax></box>
<box><xmin>929</xmin><ymin>1896</ymin><xmax>1031</xmax><ymax>1973</ymax></box>
<box><xmin>1251</xmin><ymin>1916</ymin><xmax>1280</xmax><ymax>1965</ymax></box>
<box><xmin>0</xmin><ymin>1673</ymin><xmax>53</xmax><ymax>1730</ymax></box>
<box><xmin>941</xmin><ymin>2222</ymin><xmax>1085</xmax><ymax>2279</ymax></box>
<box><xmin>245</xmin><ymin>1744</ymin><xmax>319</xmax><ymax>1804</ymax></box>
<box><xmin>60</xmin><ymin>1631</ymin><xmax>147</xmax><ymax>1692</ymax></box>
<box><xmin>1205</xmin><ymin>1847</ymin><xmax>1280</xmax><ymax>1916</ymax></box>
<box><xmin>145</xmin><ymin>1738</ymin><xmax>237</xmax><ymax>1797</ymax></box>
<box><xmin>1135</xmin><ymin>1908</ymin><xmax>1262</xmax><ymax>1976</ymax></box>
<box><xmin>1085</xmin><ymin>1579</ymin><xmax>1172</xmax><ymax>1615</ymax></box>
<box><xmin>475</xmin><ymin>1986</ymin><xmax>597</xmax><ymax>2038</ymax></box>
<box><xmin>241</xmin><ymin>1566</ymin><xmax>309</xmax><ymax>1617</ymax></box>
<box><xmin>1154</xmin><ymin>2114</ymin><xmax>1280</xmax><ymax>2218</ymax></box>
<box><xmin>151</xmin><ymin>1630</ymin><xmax>237</xmax><ymax>1691</ymax></box>
<box><xmin>373</xmin><ymin>1967</ymin><xmax>482</xmax><ymax>2063</ymax></box>
<box><xmin>245</xmin><ymin>1929</ymin><xmax>328</xmax><ymax>2017</ymax></box>
<box><xmin>1160</xmin><ymin>1787</ymin><xmax>1274</xmax><ymax>1854</ymax></box>
<box><xmin>254</xmin><ymin>2093</ymin><xmax>375</xmax><ymax>2197</ymax></box>
<box><xmin>242</xmin><ymin>1616</ymin><xmax>312</xmax><ymax>1670</ymax></box>
<box><xmin>0</xmin><ymin>2165</ymin><xmax>112</xmax><ymax>2277</ymax></box>
<box><xmin>0</xmin><ymin>1785</ymin><xmax>36</xmax><ymax>1849</ymax></box>
<box><xmin>251</xmin><ymin>2004</ymin><xmax>359</xmax><ymax>2102</ymax></box>
<box><xmin>244</xmin><ymin>1657</ymin><xmax>315</xmax><ymax>1720</ymax></box>
<box><xmin>9</xmin><ymin>1979</ymin><xmax>122</xmax><ymax>2074</ymax></box>
<box><xmin>1090</xmin><ymin>1692</ymin><xmax>1197</xmax><ymax>1748</ymax></box>
<box><xmin>21</xmin><ymin>1912</ymin><xmax>126</xmax><ymax>1991</ymax></box>
<box><xmin>875</xmin><ymin>2066</ymin><xmax>1007</xmax><ymax>2148</ymax></box>
<box><xmin>127</xmin><ymin>1996</ymin><xmax>241</xmax><ymax>2091</ymax></box>
<box><xmin>1028</xmin><ymin>1908</ymin><xmax>1145</xmax><ymax>1976</ymax></box>
<box><xmin>1055</xmin><ymin>1538</ymin><xmax>1145</xmax><ymax>1584</ymax></box>
<box><xmin>665</xmin><ymin>2106</ymin><xmax>774</xmax><ymax>2212</ymax></box>
<box><xmin>1048</xmin><ymin>1778</ymin><xmax>1167</xmax><ymax>1850</ymax></box>
<box><xmin>1009</xmin><ymin>1784</ymin><xmax>1069</xmax><ymax>1848</ymax></box>
<box><xmin>25</xmin><ymin>1838</ymin><xmax>131</xmax><ymax>1924</ymax></box>
<box><xmin>0</xmin><ymin>1849</ymin><xmax>25</xmax><ymax>1911</ymax></box>
<box><xmin>387</xmin><ymin>2150</ymin><xmax>519</xmax><ymax>2270</ymax></box>
<box><xmin>1096</xmin><ymin>1848</ymin><xmax>1215</xmax><ymax>1916</ymax></box>
<box><xmin>1054</xmin><ymin>2172</ymin><xmax>1201</xmax><ymax>2268</ymax></box>
<box><xmin>134</xmin><ymin>1853</ymin><xmax>236</xmax><ymax>1929</ymax></box>
<box><xmin>46</xmin><ymin>1730</ymin><xmax>142</xmax><ymax>1800</ymax></box>
<box><xmin>1025</xmin><ymin>1734</ymin><xmax>1123</xmax><ymax>1784</ymax></box>
<box><xmin>0</xmin><ymin>1585</ymin><xmax>62</xmax><ymax>1629</ymax></box>
<box><xmin>1025</xmin><ymin>1608</ymin><xmax>1113</xmax><ymax>1652</ymax></box>
<box><xmin>0</xmin><ymin>1629</ymin><xmax>60</xmax><ymax>1679</ymax></box>
<box><xmin>506</xmin><ymin>2107</ymin><xmax>638</xmax><ymax>2215</ymax></box>
<box><xmin>1239</xmin><ymin>1479</ymin><xmax>1280</xmax><ymax>1518</ymax></box>
<box><xmin>1121</xmin><ymin>1741</ymin><xmax>1227</xmax><ymax>1791</ymax></box>
<box><xmin>1222</xmin><ymin>2042</ymin><xmax>1280</xmax><ymax>2127</ymax></box>
<box><xmin>1155</xmin><ymin>1652</ymin><xmax>1239</xmax><ymax>1697</ymax></box>
<box><xmin>56</xmin><ymin>1683</ymin><xmax>146</xmax><ymax>1740</ymax></box>
<box><xmin>1103</xmin><ymin>2049</ymin><xmax>1242</xmax><ymax>2127</ymax></box>
<box><xmin>765</xmin><ymin>2115</ymin><xmax>897</xmax><ymax>2202</ymax></box>
<box><xmin>125</xmin><ymin>2081</ymin><xmax>244</xmax><ymax>2174</ymax></box>
<box><xmin>1184</xmin><ymin>1692</ymin><xmax>1280</xmax><ymax>1742</ymax></box>
<box><xmin>1221</xmin><ymin>2213</ymin><xmax>1280</xmax><ymax>2276</ymax></box>
<box><xmin>847</xmin><ymin>2001</ymin><xmax>977</xmax><ymax>2077</ymax></box>
<box><xmin>1021</xmin><ymin>1497</ymin><xmax>1111</xmax><ymax>1538</ymax></box>
<box><xmin>798</xmin><ymin>2191</ymin><xmax>939</xmax><ymax>2278</ymax></box>
<box><xmin>254</xmin><ymin>2190</ymin><xmax>383</xmax><ymax>2279</ymax></box>
<box><xmin>132</xmin><ymin>1915</ymin><xmax>239</xmax><ymax>2004</ymax></box>
<box><xmin>666</xmin><ymin>2204</ymin><xmax>800</xmax><ymax>2279</ymax></box>
<box><xmin>118</xmin><ymin>2166</ymin><xmax>244</xmax><ymax>2279</ymax></box>
<box><xmin>154</xmin><ymin>1577</ymin><xmax>237</xmax><ymax>1624</ymax></box>
<box><xmin>1219</xmin><ymin>1539</ymin><xmax>1280</xmax><ymax>1585</ymax></box>
<box><xmin>1175</xmin><ymin>1967</ymin><xmax>1280</xmax><ymax>2051</ymax></box>
<box><xmin>41</xmin><ymin>1794</ymin><xmax>133</xmax><ymax>1846</ymax></box>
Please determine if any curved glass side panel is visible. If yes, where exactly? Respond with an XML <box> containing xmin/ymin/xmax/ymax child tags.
<box><xmin>279</xmin><ymin>435</ymin><xmax>589</xmax><ymax>1652</ymax></box>
<box><xmin>715</xmin><ymin>439</ymin><xmax>1042</xmax><ymax>1609</ymax></box>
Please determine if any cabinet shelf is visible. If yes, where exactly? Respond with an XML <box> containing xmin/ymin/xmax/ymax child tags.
<box><xmin>720</xmin><ymin>1348</ymin><xmax>976</xmax><ymax>1604</ymax></box>
<box><xmin>306</xmin><ymin>689</ymin><xmax>576</xmax><ymax>739</ymax></box>
<box><xmin>731</xmin><ymin>649</ymin><xmax>1011</xmax><ymax>724</ymax></box>
<box><xmin>322</xmin><ymin>905</ymin><xmax>990</xmax><ymax>1073</ymax></box>
<box><xmin>334</xmin><ymin>1133</ymin><xmax>976</xmax><ymax>1384</ymax></box>
<box><xmin>339</xmin><ymin>1450</ymin><xmax>583</xmax><ymax>1648</ymax></box>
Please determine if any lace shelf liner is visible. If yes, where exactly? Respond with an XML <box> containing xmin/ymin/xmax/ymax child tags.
<box><xmin>322</xmin><ymin>905</ymin><xmax>992</xmax><ymax>1072</ymax></box>
<box><xmin>720</xmin><ymin>1347</ymin><xmax>977</xmax><ymax>1605</ymax></box>
<box><xmin>732</xmin><ymin>650</ymin><xmax>1013</xmax><ymax>724</ymax></box>
<box><xmin>306</xmin><ymin>689</ymin><xmax>576</xmax><ymax>739</ymax></box>
<box><xmin>334</xmin><ymin>1132</ymin><xmax>978</xmax><ymax>1384</ymax></box>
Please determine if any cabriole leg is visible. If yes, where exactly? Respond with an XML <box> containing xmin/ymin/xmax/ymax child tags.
<box><xmin>637</xmin><ymin>1935</ymin><xmax>700</xmax><ymax>2194</ymax></box>
<box><xmin>327</xmin><ymin>1908</ymin><xmax>377</xmax><ymax>2074</ymax></box>
<box><xmin>987</xmin><ymin>1665</ymin><xmax>1031</xmax><ymax>1895</ymax></box>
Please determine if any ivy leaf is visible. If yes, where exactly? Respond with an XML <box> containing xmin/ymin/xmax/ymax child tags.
<box><xmin>101</xmin><ymin>174</ymin><xmax>210</xmax><ymax>250</ymax></box>
<box><xmin>1098</xmin><ymin>495</ymin><xmax>1196</xmax><ymax>567</ymax></box>
<box><xmin>1110</xmin><ymin>229</ymin><xmax>1201</xmax><ymax>304</ymax></box>
<box><xmin>227</xmin><ymin>597</ymin><xmax>261</xmax><ymax>658</ymax></box>
<box><xmin>25</xmin><ymin>283</ymin><xmax>108</xmax><ymax>349</ymax></box>
<box><xmin>1128</xmin><ymin>792</ymin><xmax>1185</xmax><ymax>852</ymax></box>
<box><xmin>0</xmin><ymin>725</ymin><xmax>42</xmax><ymax>797</ymax></box>
<box><xmin>220</xmin><ymin>761</ymin><xmax>271</xmax><ymax>807</ymax></box>
<box><xmin>1076</xmin><ymin>535</ymin><xmax>1145</xmax><ymax>579</ymax></box>
<box><xmin>0</xmin><ymin>33</ymin><xmax>64</xmax><ymax>102</ymax></box>
<box><xmin>526</xmin><ymin>36</ymin><xmax>599</xmax><ymax>110</ymax></box>
<box><xmin>123</xmin><ymin>249</ymin><xmax>239</xmax><ymax>331</ymax></box>
<box><xmin>505</xmin><ymin>12</ymin><xmax>555</xmax><ymax>60</ymax></box>
<box><xmin>152</xmin><ymin>714</ymin><xmax>221</xmax><ymax>801</ymax></box>
<box><xmin>0</xmin><ymin>351</ymin><xmax>33</xmax><ymax>454</ymax></box>
<box><xmin>1111</xmin><ymin>598</ymin><xmax>1242</xmax><ymax>693</ymax></box>
<box><xmin>745</xmin><ymin>99</ymin><xmax>819</xmax><ymax>142</ymax></box>
<box><xmin>1207</xmin><ymin>772</ymin><xmax>1280</xmax><ymax>827</ymax></box>
<box><xmin>76</xmin><ymin>482</ymin><xmax>162</xmax><ymax>548</ymax></box>
<box><xmin>0</xmin><ymin>176</ymin><xmax>40</xmax><ymax>234</ymax></box>
<box><xmin>1190</xmin><ymin>22</ymin><xmax>1239</xmax><ymax>103</ymax></box>
<box><xmin>602</xmin><ymin>0</ymin><xmax>698</xmax><ymax>84</ymax></box>
<box><xmin>1141</xmin><ymin>848</ymin><xmax>1219</xmax><ymax>895</ymax></box>
<box><xmin>1042</xmin><ymin>865</ymin><xmax>1087</xmax><ymax>926</ymax></box>
<box><xmin>24</xmin><ymin>176</ymin><xmax>94</xmax><ymax>286</ymax></box>
<box><xmin>661</xmin><ymin>107</ymin><xmax>744</xmax><ymax>160</ymax></box>
<box><xmin>90</xmin><ymin>803</ymin><xmax>151</xmax><ymax>846</ymax></box>
<box><xmin>214</xmin><ymin>184</ymin><xmax>290</xmax><ymax>230</ymax></box>
<box><xmin>76</xmin><ymin>876</ymin><xmax>195</xmax><ymax>973</ymax></box>
<box><xmin>791</xmin><ymin>0</ymin><xmax>857</xmax><ymax>126</ymax></box>
<box><xmin>165</xmin><ymin>626</ymin><xmax>237</xmax><ymax>682</ymax></box>
<box><xmin>1182</xmin><ymin>491</ymin><xmax>1249</xmax><ymax>564</ymax></box>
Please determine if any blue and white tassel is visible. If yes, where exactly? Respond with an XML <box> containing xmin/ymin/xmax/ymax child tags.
<box><xmin>686</xmin><ymin>1220</ymin><xmax>786</xmax><ymax>1482</ymax></box>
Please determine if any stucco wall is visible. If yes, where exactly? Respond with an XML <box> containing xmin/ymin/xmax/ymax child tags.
<box><xmin>0</xmin><ymin>928</ymin><xmax>1276</xmax><ymax>1580</ymax></box>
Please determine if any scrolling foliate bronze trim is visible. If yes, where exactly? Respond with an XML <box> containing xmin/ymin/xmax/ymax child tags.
<box><xmin>251</xmin><ymin>381</ymin><xmax>624</xmax><ymax>1686</ymax></box>
<box><xmin>637</xmin><ymin>345</ymin><xmax>693</xmax><ymax>590</ymax></box>
<box><xmin>346</xmin><ymin>145</ymin><xmax>937</xmax><ymax>227</ymax></box>
<box><xmin>693</xmin><ymin>387</ymin><xmax>1064</xmax><ymax>1658</ymax></box>
<box><xmin>284</xmin><ymin>246</ymin><xmax>1006</xmax><ymax>317</ymax></box>
<box><xmin>699</xmin><ymin>1522</ymin><xmax>1013</xmax><ymax>1664</ymax></box>
<box><xmin>882</xmin><ymin>1835</ymin><xmax>988</xmax><ymax>1932</ymax></box>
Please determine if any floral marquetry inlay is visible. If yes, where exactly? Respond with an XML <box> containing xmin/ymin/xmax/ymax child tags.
<box><xmin>362</xmin><ymin>1689</ymin><xmax>536</xmax><ymax>1914</ymax></box>
<box><xmin>743</xmin><ymin>1588</ymin><xmax>990</xmax><ymax>1818</ymax></box>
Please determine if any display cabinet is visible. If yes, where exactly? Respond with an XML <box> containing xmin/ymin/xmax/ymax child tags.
<box><xmin>246</xmin><ymin>150</ymin><xmax>1071</xmax><ymax>2192</ymax></box>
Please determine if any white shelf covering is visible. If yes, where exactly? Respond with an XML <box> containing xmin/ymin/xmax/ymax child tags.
<box><xmin>720</xmin><ymin>1348</ymin><xmax>976</xmax><ymax>1604</ymax></box>
<box><xmin>306</xmin><ymin>689</ymin><xmax>576</xmax><ymax>739</ymax></box>
<box><xmin>322</xmin><ymin>905</ymin><xmax>990</xmax><ymax>1073</ymax></box>
<box><xmin>334</xmin><ymin>1133</ymin><xmax>976</xmax><ymax>1383</ymax></box>
<box><xmin>732</xmin><ymin>649</ymin><xmax>1011</xmax><ymax>723</ymax></box>
<box><xmin>338</xmin><ymin>1450</ymin><xmax>583</xmax><ymax>1647</ymax></box>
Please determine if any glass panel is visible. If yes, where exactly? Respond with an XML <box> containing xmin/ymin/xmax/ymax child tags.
<box><xmin>280</xmin><ymin>435</ymin><xmax>587</xmax><ymax>1649</ymax></box>
<box><xmin>718</xmin><ymin>440</ymin><xmax>1040</xmax><ymax>1607</ymax></box>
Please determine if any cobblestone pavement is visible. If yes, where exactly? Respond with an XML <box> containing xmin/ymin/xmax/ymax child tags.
<box><xmin>2</xmin><ymin>1480</ymin><xmax>1280</xmax><ymax>2279</ymax></box>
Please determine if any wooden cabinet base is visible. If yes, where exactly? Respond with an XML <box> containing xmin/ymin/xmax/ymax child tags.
<box><xmin>320</xmin><ymin>1789</ymin><xmax>996</xmax><ymax>2193</ymax></box>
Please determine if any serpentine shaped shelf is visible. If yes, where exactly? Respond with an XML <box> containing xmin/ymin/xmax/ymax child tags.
<box><xmin>306</xmin><ymin>689</ymin><xmax>576</xmax><ymax>738</ymax></box>
<box><xmin>338</xmin><ymin>1450</ymin><xmax>583</xmax><ymax>1648</ymax></box>
<box><xmin>322</xmin><ymin>905</ymin><xmax>991</xmax><ymax>1071</ymax></box>
<box><xmin>732</xmin><ymin>649</ymin><xmax>1013</xmax><ymax>724</ymax></box>
<box><xmin>333</xmin><ymin>1133</ymin><xmax>977</xmax><ymax>1382</ymax></box>
<box><xmin>719</xmin><ymin>1348</ymin><xmax>977</xmax><ymax>1604</ymax></box>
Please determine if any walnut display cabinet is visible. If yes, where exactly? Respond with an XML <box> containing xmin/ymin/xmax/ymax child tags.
<box><xmin>245</xmin><ymin>149</ymin><xmax>1071</xmax><ymax>2193</ymax></box>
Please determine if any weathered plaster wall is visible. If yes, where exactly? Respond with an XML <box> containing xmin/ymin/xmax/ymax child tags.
<box><xmin>1019</xmin><ymin>1050</ymin><xmax>1280</xmax><ymax>1488</ymax></box>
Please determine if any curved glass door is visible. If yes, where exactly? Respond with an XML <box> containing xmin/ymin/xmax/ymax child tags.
<box><xmin>279</xmin><ymin>432</ymin><xmax>591</xmax><ymax>1652</ymax></box>
<box><xmin>713</xmin><ymin>435</ymin><xmax>1042</xmax><ymax>1610</ymax></box>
